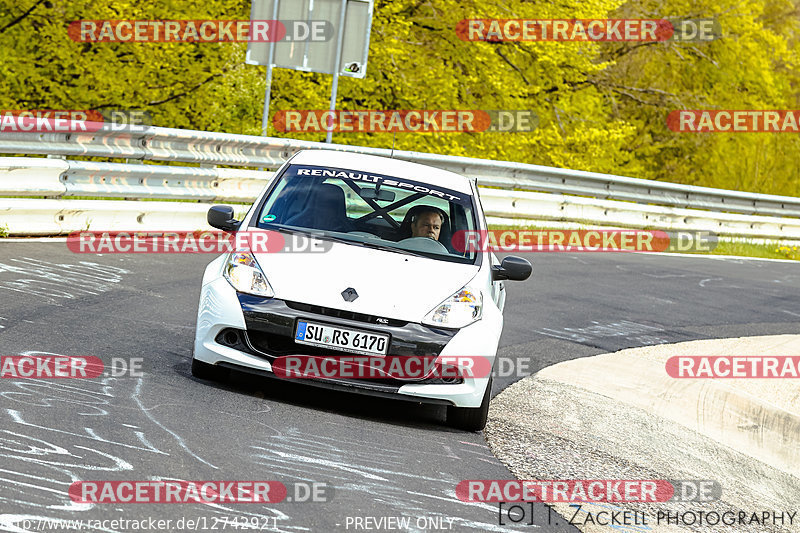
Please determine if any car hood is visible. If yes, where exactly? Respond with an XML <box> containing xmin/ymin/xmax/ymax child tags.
<box><xmin>253</xmin><ymin>240</ymin><xmax>480</xmax><ymax>323</ymax></box>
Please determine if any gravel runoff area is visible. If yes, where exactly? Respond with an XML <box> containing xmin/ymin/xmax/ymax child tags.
<box><xmin>485</xmin><ymin>335</ymin><xmax>800</xmax><ymax>533</ymax></box>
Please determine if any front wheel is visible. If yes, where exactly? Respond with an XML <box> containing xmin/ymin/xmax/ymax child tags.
<box><xmin>446</xmin><ymin>376</ymin><xmax>492</xmax><ymax>431</ymax></box>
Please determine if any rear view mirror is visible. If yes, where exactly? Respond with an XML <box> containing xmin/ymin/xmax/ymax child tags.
<box><xmin>207</xmin><ymin>205</ymin><xmax>240</xmax><ymax>232</ymax></box>
<box><xmin>361</xmin><ymin>188</ymin><xmax>395</xmax><ymax>202</ymax></box>
<box><xmin>492</xmin><ymin>256</ymin><xmax>532</xmax><ymax>281</ymax></box>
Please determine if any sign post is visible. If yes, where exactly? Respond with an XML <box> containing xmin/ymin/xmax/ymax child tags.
<box><xmin>260</xmin><ymin>0</ymin><xmax>280</xmax><ymax>136</ymax></box>
<box><xmin>247</xmin><ymin>0</ymin><xmax>374</xmax><ymax>141</ymax></box>
<box><xmin>326</xmin><ymin>0</ymin><xmax>348</xmax><ymax>144</ymax></box>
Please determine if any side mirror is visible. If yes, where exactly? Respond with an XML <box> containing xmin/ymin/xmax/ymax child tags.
<box><xmin>207</xmin><ymin>205</ymin><xmax>240</xmax><ymax>232</ymax></box>
<box><xmin>492</xmin><ymin>256</ymin><xmax>532</xmax><ymax>281</ymax></box>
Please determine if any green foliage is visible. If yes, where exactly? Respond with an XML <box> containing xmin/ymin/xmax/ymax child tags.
<box><xmin>0</xmin><ymin>0</ymin><xmax>261</xmax><ymax>131</ymax></box>
<box><xmin>774</xmin><ymin>244</ymin><xmax>800</xmax><ymax>260</ymax></box>
<box><xmin>597</xmin><ymin>0</ymin><xmax>800</xmax><ymax>195</ymax></box>
<box><xmin>1</xmin><ymin>0</ymin><xmax>798</xmax><ymax>196</ymax></box>
<box><xmin>711</xmin><ymin>241</ymin><xmax>800</xmax><ymax>261</ymax></box>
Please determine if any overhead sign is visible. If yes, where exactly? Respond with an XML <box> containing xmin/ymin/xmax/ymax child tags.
<box><xmin>246</xmin><ymin>0</ymin><xmax>373</xmax><ymax>78</ymax></box>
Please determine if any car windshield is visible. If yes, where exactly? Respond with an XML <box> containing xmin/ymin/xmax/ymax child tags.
<box><xmin>254</xmin><ymin>164</ymin><xmax>478</xmax><ymax>263</ymax></box>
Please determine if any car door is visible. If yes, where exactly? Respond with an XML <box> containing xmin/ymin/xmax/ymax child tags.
<box><xmin>470</xmin><ymin>179</ymin><xmax>506</xmax><ymax>312</ymax></box>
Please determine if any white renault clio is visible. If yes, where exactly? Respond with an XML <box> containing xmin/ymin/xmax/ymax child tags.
<box><xmin>192</xmin><ymin>150</ymin><xmax>531</xmax><ymax>430</ymax></box>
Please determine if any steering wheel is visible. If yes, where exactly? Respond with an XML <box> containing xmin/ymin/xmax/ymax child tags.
<box><xmin>347</xmin><ymin>231</ymin><xmax>379</xmax><ymax>239</ymax></box>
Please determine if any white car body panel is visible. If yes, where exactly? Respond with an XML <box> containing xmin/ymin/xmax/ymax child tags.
<box><xmin>253</xmin><ymin>243</ymin><xmax>479</xmax><ymax>322</ymax></box>
<box><xmin>193</xmin><ymin>150</ymin><xmax>523</xmax><ymax>410</ymax></box>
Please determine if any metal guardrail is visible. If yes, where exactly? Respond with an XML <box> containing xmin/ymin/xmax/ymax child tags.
<box><xmin>61</xmin><ymin>161</ymin><xmax>271</xmax><ymax>202</ymax></box>
<box><xmin>479</xmin><ymin>188</ymin><xmax>800</xmax><ymax>241</ymax></box>
<box><xmin>0</xmin><ymin>157</ymin><xmax>271</xmax><ymax>202</ymax></box>
<box><xmin>3</xmin><ymin>124</ymin><xmax>800</xmax><ymax>217</ymax></box>
<box><xmin>1</xmin><ymin>124</ymin><xmax>800</xmax><ymax>239</ymax></box>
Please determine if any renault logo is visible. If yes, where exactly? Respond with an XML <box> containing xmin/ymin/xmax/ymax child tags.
<box><xmin>341</xmin><ymin>287</ymin><xmax>358</xmax><ymax>302</ymax></box>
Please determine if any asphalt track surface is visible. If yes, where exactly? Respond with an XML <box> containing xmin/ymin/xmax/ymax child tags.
<box><xmin>0</xmin><ymin>243</ymin><xmax>798</xmax><ymax>533</ymax></box>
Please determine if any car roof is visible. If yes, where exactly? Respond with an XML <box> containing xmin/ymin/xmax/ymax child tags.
<box><xmin>289</xmin><ymin>150</ymin><xmax>474</xmax><ymax>195</ymax></box>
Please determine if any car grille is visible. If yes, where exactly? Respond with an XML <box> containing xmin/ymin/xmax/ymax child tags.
<box><xmin>284</xmin><ymin>301</ymin><xmax>407</xmax><ymax>327</ymax></box>
<box><xmin>232</xmin><ymin>296</ymin><xmax>462</xmax><ymax>386</ymax></box>
<box><xmin>214</xmin><ymin>327</ymin><xmax>462</xmax><ymax>385</ymax></box>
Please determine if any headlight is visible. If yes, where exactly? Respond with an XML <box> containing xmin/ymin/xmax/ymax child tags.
<box><xmin>223</xmin><ymin>252</ymin><xmax>274</xmax><ymax>297</ymax></box>
<box><xmin>422</xmin><ymin>286</ymin><xmax>483</xmax><ymax>328</ymax></box>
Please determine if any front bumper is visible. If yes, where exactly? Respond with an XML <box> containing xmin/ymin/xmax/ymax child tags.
<box><xmin>193</xmin><ymin>276</ymin><xmax>502</xmax><ymax>407</ymax></box>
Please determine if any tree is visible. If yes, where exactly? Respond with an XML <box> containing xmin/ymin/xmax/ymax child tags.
<box><xmin>2</xmin><ymin>0</ymin><xmax>798</xmax><ymax>195</ymax></box>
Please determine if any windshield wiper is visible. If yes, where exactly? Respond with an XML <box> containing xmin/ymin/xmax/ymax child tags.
<box><xmin>264</xmin><ymin>224</ymin><xmax>326</xmax><ymax>240</ymax></box>
<box><xmin>354</xmin><ymin>239</ymin><xmax>429</xmax><ymax>258</ymax></box>
<box><xmin>314</xmin><ymin>233</ymin><xmax>429</xmax><ymax>258</ymax></box>
<box><xmin>263</xmin><ymin>224</ymin><xmax>432</xmax><ymax>259</ymax></box>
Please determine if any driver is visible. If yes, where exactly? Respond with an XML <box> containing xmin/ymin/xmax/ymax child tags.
<box><xmin>410</xmin><ymin>208</ymin><xmax>443</xmax><ymax>241</ymax></box>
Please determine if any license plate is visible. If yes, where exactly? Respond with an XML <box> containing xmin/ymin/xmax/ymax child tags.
<box><xmin>294</xmin><ymin>321</ymin><xmax>389</xmax><ymax>356</ymax></box>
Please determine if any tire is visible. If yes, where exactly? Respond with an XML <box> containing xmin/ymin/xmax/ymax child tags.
<box><xmin>446</xmin><ymin>376</ymin><xmax>492</xmax><ymax>431</ymax></box>
<box><xmin>191</xmin><ymin>357</ymin><xmax>228</xmax><ymax>382</ymax></box>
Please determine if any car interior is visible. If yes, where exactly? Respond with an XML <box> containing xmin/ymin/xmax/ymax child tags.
<box><xmin>259</xmin><ymin>170</ymin><xmax>474</xmax><ymax>257</ymax></box>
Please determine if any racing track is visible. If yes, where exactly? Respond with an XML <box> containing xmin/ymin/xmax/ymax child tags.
<box><xmin>0</xmin><ymin>243</ymin><xmax>798</xmax><ymax>533</ymax></box>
